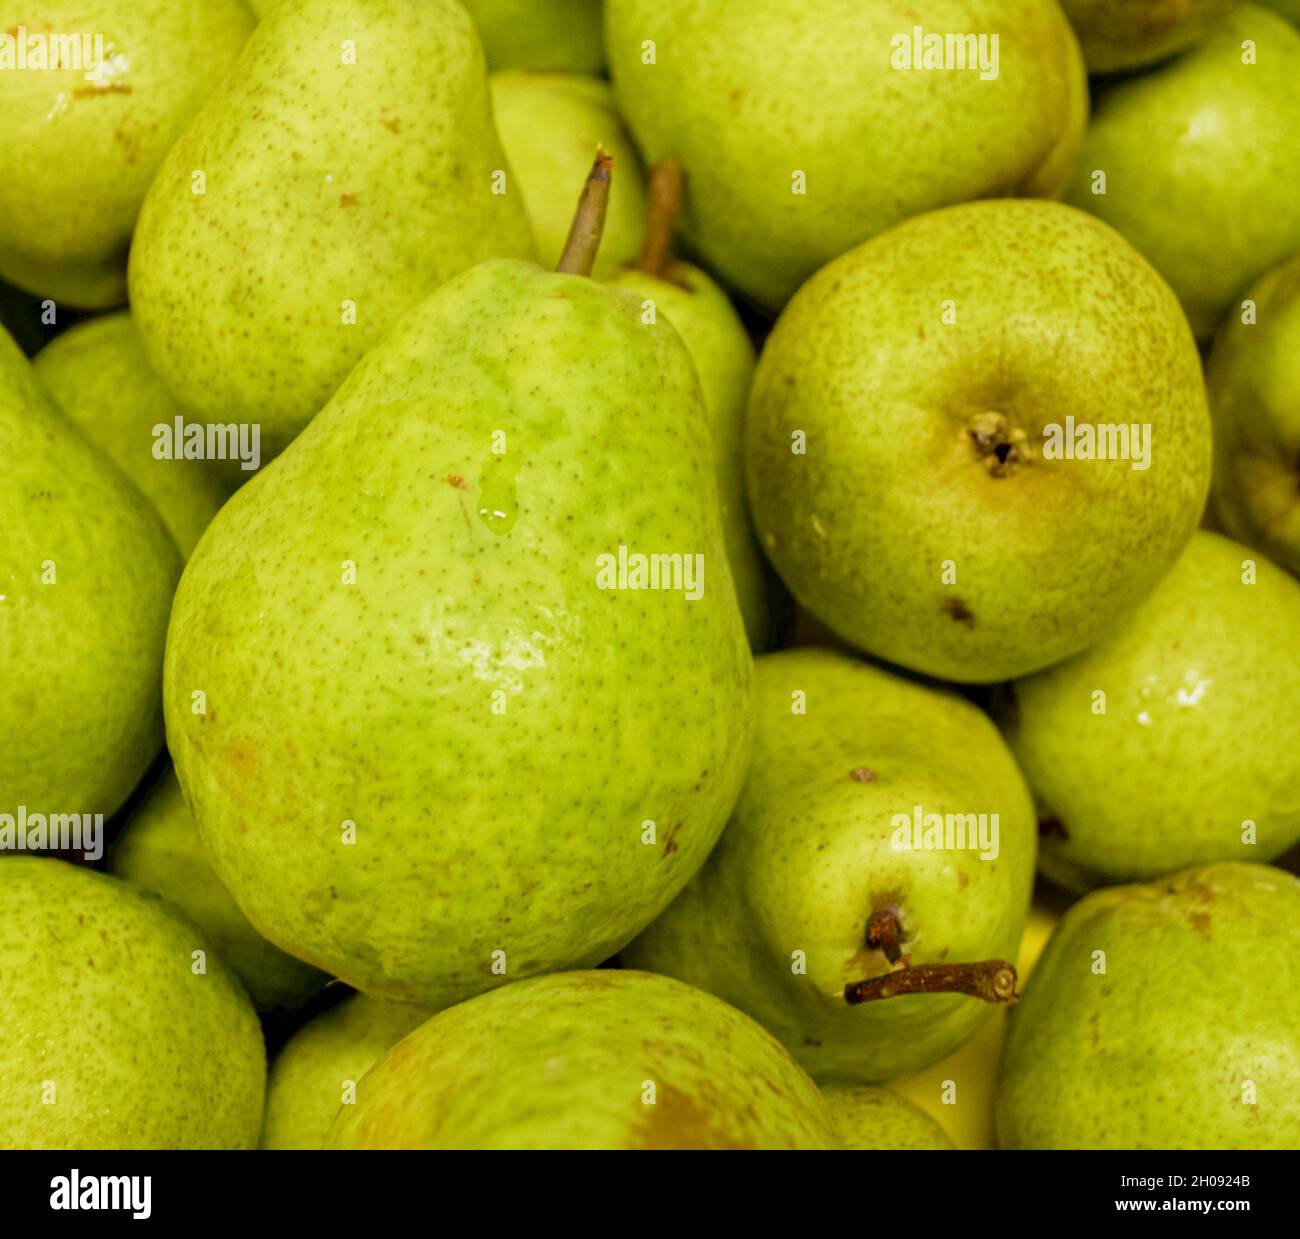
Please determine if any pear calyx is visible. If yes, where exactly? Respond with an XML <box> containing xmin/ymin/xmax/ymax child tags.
<box><xmin>634</xmin><ymin>158</ymin><xmax>685</xmax><ymax>282</ymax></box>
<box><xmin>966</xmin><ymin>411</ymin><xmax>1030</xmax><ymax>478</ymax></box>
<box><xmin>556</xmin><ymin>147</ymin><xmax>614</xmax><ymax>277</ymax></box>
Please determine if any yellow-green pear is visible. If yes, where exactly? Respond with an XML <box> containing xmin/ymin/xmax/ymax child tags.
<box><xmin>1059</xmin><ymin>0</ymin><xmax>1241</xmax><ymax>72</ymax></box>
<box><xmin>464</xmin><ymin>0</ymin><xmax>605</xmax><ymax>73</ymax></box>
<box><xmin>823</xmin><ymin>1087</ymin><xmax>954</xmax><ymax>1150</ymax></box>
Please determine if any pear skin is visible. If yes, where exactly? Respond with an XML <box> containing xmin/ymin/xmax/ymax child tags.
<box><xmin>464</xmin><ymin>0</ymin><xmax>605</xmax><ymax>74</ymax></box>
<box><xmin>1059</xmin><ymin>0</ymin><xmax>1241</xmax><ymax>73</ymax></box>
<box><xmin>822</xmin><ymin>1087</ymin><xmax>954</xmax><ymax>1150</ymax></box>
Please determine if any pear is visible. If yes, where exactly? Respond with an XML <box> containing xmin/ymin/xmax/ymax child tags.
<box><xmin>624</xmin><ymin>648</ymin><xmax>1036</xmax><ymax>1084</ymax></box>
<box><xmin>34</xmin><ymin>314</ymin><xmax>229</xmax><ymax>560</ymax></box>
<box><xmin>1066</xmin><ymin>4</ymin><xmax>1300</xmax><ymax>340</ymax></box>
<box><xmin>110</xmin><ymin>766</ymin><xmax>327</xmax><ymax>1013</ymax></box>
<box><xmin>606</xmin><ymin>0</ymin><xmax>1087</xmax><ymax>312</ymax></box>
<box><xmin>608</xmin><ymin>161</ymin><xmax>775</xmax><ymax>649</ymax></box>
<box><xmin>1059</xmin><ymin>0</ymin><xmax>1241</xmax><ymax>72</ymax></box>
<box><xmin>0</xmin><ymin>324</ymin><xmax>179</xmax><ymax>819</ymax></box>
<box><xmin>262</xmin><ymin>993</ymin><xmax>431</xmax><ymax>1149</ymax></box>
<box><xmin>997</xmin><ymin>862</ymin><xmax>1300</xmax><ymax>1149</ymax></box>
<box><xmin>327</xmin><ymin>970</ymin><xmax>838</xmax><ymax>1149</ymax></box>
<box><xmin>128</xmin><ymin>0</ymin><xmax>536</xmax><ymax>464</ymax></box>
<box><xmin>1260</xmin><ymin>0</ymin><xmax>1300</xmax><ymax>18</ymax></box>
<box><xmin>0</xmin><ymin>857</ymin><xmax>265</xmax><ymax>1149</ymax></box>
<box><xmin>464</xmin><ymin>0</ymin><xmax>605</xmax><ymax>74</ymax></box>
<box><xmin>998</xmin><ymin>531</ymin><xmax>1300</xmax><ymax>892</ymax></box>
<box><xmin>1206</xmin><ymin>253</ymin><xmax>1300</xmax><ymax>576</ymax></box>
<box><xmin>747</xmin><ymin>199</ymin><xmax>1211</xmax><ymax>683</ymax></box>
<box><xmin>822</xmin><ymin>1087</ymin><xmax>954</xmax><ymax>1150</ymax></box>
<box><xmin>0</xmin><ymin>0</ymin><xmax>253</xmax><ymax>307</ymax></box>
<box><xmin>164</xmin><ymin>158</ymin><xmax>754</xmax><ymax>1008</ymax></box>
<box><xmin>491</xmin><ymin>71</ymin><xmax>648</xmax><ymax>278</ymax></box>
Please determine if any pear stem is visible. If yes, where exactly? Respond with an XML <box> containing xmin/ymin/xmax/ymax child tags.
<box><xmin>556</xmin><ymin>147</ymin><xmax>614</xmax><ymax>278</ymax></box>
<box><xmin>634</xmin><ymin>158</ymin><xmax>684</xmax><ymax>280</ymax></box>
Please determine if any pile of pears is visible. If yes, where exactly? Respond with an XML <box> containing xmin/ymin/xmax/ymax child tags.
<box><xmin>2</xmin><ymin>0</ymin><xmax>1298</xmax><ymax>1154</ymax></box>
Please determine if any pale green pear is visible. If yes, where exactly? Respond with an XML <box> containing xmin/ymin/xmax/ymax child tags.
<box><xmin>606</xmin><ymin>0</ymin><xmax>1087</xmax><ymax>312</ymax></box>
<box><xmin>0</xmin><ymin>1</ymin><xmax>253</xmax><ymax>307</ymax></box>
<box><xmin>1059</xmin><ymin>0</ymin><xmax>1241</xmax><ymax>72</ymax></box>
<box><xmin>1206</xmin><ymin>253</ymin><xmax>1300</xmax><ymax>576</ymax></box>
<box><xmin>0</xmin><ymin>857</ymin><xmax>265</xmax><ymax>1149</ymax></box>
<box><xmin>164</xmin><ymin>197</ymin><xmax>754</xmax><ymax>1008</ymax></box>
<box><xmin>997</xmin><ymin>863</ymin><xmax>1300</xmax><ymax>1148</ymax></box>
<box><xmin>0</xmin><ymin>325</ymin><xmax>179</xmax><ymax>818</ymax></box>
<box><xmin>110</xmin><ymin>767</ymin><xmax>327</xmax><ymax>1012</ymax></box>
<box><xmin>129</xmin><ymin>0</ymin><xmax>535</xmax><ymax>464</ymax></box>
<box><xmin>624</xmin><ymin>649</ymin><xmax>1036</xmax><ymax>1084</ymax></box>
<box><xmin>491</xmin><ymin>72</ymin><xmax>647</xmax><ymax>278</ymax></box>
<box><xmin>822</xmin><ymin>1087</ymin><xmax>954</xmax><ymax>1150</ymax></box>
<box><xmin>34</xmin><ymin>314</ymin><xmax>230</xmax><ymax>560</ymax></box>
<box><xmin>328</xmin><ymin>971</ymin><xmax>838</xmax><ymax>1149</ymax></box>
<box><xmin>746</xmin><ymin>199</ymin><xmax>1211</xmax><ymax>683</ymax></box>
<box><xmin>464</xmin><ymin>0</ymin><xmax>605</xmax><ymax>73</ymax></box>
<box><xmin>262</xmin><ymin>992</ymin><xmax>431</xmax><ymax>1149</ymax></box>
<box><xmin>1066</xmin><ymin>4</ymin><xmax>1300</xmax><ymax>340</ymax></box>
<box><xmin>998</xmin><ymin>531</ymin><xmax>1300</xmax><ymax>892</ymax></box>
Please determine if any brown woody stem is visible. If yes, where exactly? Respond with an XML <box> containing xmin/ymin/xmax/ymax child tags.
<box><xmin>634</xmin><ymin>158</ymin><xmax>684</xmax><ymax>279</ymax></box>
<box><xmin>556</xmin><ymin>147</ymin><xmax>614</xmax><ymax>277</ymax></box>
<box><xmin>845</xmin><ymin>960</ymin><xmax>1018</xmax><ymax>1005</ymax></box>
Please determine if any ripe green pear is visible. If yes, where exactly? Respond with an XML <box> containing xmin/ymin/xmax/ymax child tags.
<box><xmin>1066</xmin><ymin>4</ymin><xmax>1300</xmax><ymax>340</ymax></box>
<box><xmin>746</xmin><ymin>199</ymin><xmax>1211</xmax><ymax>683</ymax></box>
<box><xmin>464</xmin><ymin>0</ymin><xmax>605</xmax><ymax>73</ymax></box>
<box><xmin>128</xmin><ymin>0</ymin><xmax>535</xmax><ymax>463</ymax></box>
<box><xmin>998</xmin><ymin>531</ymin><xmax>1300</xmax><ymax>891</ymax></box>
<box><xmin>997</xmin><ymin>863</ymin><xmax>1300</xmax><ymax>1149</ymax></box>
<box><xmin>0</xmin><ymin>857</ymin><xmax>265</xmax><ymax>1149</ymax></box>
<box><xmin>1206</xmin><ymin>253</ymin><xmax>1300</xmax><ymax>576</ymax></box>
<box><xmin>262</xmin><ymin>993</ymin><xmax>431</xmax><ymax>1149</ymax></box>
<box><xmin>328</xmin><ymin>971</ymin><xmax>839</xmax><ymax>1149</ymax></box>
<box><xmin>624</xmin><ymin>649</ymin><xmax>1036</xmax><ymax>1084</ymax></box>
<box><xmin>822</xmin><ymin>1087</ymin><xmax>955</xmax><ymax>1150</ymax></box>
<box><xmin>1059</xmin><ymin>0</ymin><xmax>1240</xmax><ymax>72</ymax></box>
<box><xmin>34</xmin><ymin>314</ymin><xmax>229</xmax><ymax>560</ymax></box>
<box><xmin>0</xmin><ymin>1</ymin><xmax>253</xmax><ymax>307</ymax></box>
<box><xmin>0</xmin><ymin>325</ymin><xmax>179</xmax><ymax>818</ymax></box>
<box><xmin>606</xmin><ymin>0</ymin><xmax>1087</xmax><ymax>312</ymax></box>
<box><xmin>110</xmin><ymin>767</ymin><xmax>327</xmax><ymax>1012</ymax></box>
<box><xmin>491</xmin><ymin>72</ymin><xmax>647</xmax><ymax>277</ymax></box>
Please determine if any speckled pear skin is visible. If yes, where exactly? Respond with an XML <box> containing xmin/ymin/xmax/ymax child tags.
<box><xmin>1207</xmin><ymin>254</ymin><xmax>1300</xmax><ymax>576</ymax></box>
<box><xmin>624</xmin><ymin>649</ymin><xmax>1036</xmax><ymax>1084</ymax></box>
<box><xmin>746</xmin><ymin>199</ymin><xmax>1212</xmax><ymax>684</ymax></box>
<box><xmin>491</xmin><ymin>71</ymin><xmax>647</xmax><ymax>279</ymax></box>
<box><xmin>1059</xmin><ymin>0</ymin><xmax>1240</xmax><ymax>72</ymax></box>
<box><xmin>128</xmin><ymin>0</ymin><xmax>536</xmax><ymax>463</ymax></box>
<box><xmin>998</xmin><ymin>532</ymin><xmax>1300</xmax><ymax>892</ymax></box>
<box><xmin>997</xmin><ymin>863</ymin><xmax>1300</xmax><ymax>1149</ymax></box>
<box><xmin>110</xmin><ymin>767</ymin><xmax>327</xmax><ymax>1013</ymax></box>
<box><xmin>464</xmin><ymin>0</ymin><xmax>606</xmax><ymax>74</ymax></box>
<box><xmin>34</xmin><ymin>313</ymin><xmax>229</xmax><ymax>560</ymax></box>
<box><xmin>0</xmin><ymin>326</ymin><xmax>179</xmax><ymax>818</ymax></box>
<box><xmin>327</xmin><ymin>971</ymin><xmax>839</xmax><ymax>1149</ymax></box>
<box><xmin>261</xmin><ymin>993</ymin><xmax>431</xmax><ymax>1149</ymax></box>
<box><xmin>1066</xmin><ymin>4</ymin><xmax>1300</xmax><ymax>341</ymax></box>
<box><xmin>605</xmin><ymin>0</ymin><xmax>1087</xmax><ymax>312</ymax></box>
<box><xmin>608</xmin><ymin>259</ymin><xmax>775</xmax><ymax>649</ymax></box>
<box><xmin>0</xmin><ymin>0</ymin><xmax>253</xmax><ymax>308</ymax></box>
<box><xmin>0</xmin><ymin>857</ymin><xmax>266</xmax><ymax>1149</ymax></box>
<box><xmin>822</xmin><ymin>1086</ymin><xmax>955</xmax><ymax>1150</ymax></box>
<box><xmin>164</xmin><ymin>259</ymin><xmax>754</xmax><ymax>1008</ymax></box>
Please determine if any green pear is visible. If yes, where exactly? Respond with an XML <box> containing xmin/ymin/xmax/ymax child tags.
<box><xmin>747</xmin><ymin>200</ymin><xmax>1211</xmax><ymax>683</ymax></box>
<box><xmin>624</xmin><ymin>649</ymin><xmax>1036</xmax><ymax>1084</ymax></box>
<box><xmin>0</xmin><ymin>1</ymin><xmax>253</xmax><ymax>307</ymax></box>
<box><xmin>0</xmin><ymin>856</ymin><xmax>265</xmax><ymax>1149</ymax></box>
<box><xmin>128</xmin><ymin>0</ymin><xmax>535</xmax><ymax>464</ymax></box>
<box><xmin>998</xmin><ymin>531</ymin><xmax>1300</xmax><ymax>892</ymax></box>
<box><xmin>164</xmin><ymin>161</ymin><xmax>754</xmax><ymax>1008</ymax></box>
<box><xmin>491</xmin><ymin>71</ymin><xmax>647</xmax><ymax>278</ymax></box>
<box><xmin>1066</xmin><ymin>4</ymin><xmax>1300</xmax><ymax>340</ymax></box>
<box><xmin>327</xmin><ymin>970</ymin><xmax>838</xmax><ymax>1149</ymax></box>
<box><xmin>34</xmin><ymin>314</ymin><xmax>229</xmax><ymax>560</ymax></box>
<box><xmin>1206</xmin><ymin>253</ymin><xmax>1300</xmax><ymax>576</ymax></box>
<box><xmin>608</xmin><ymin>161</ymin><xmax>775</xmax><ymax>650</ymax></box>
<box><xmin>1260</xmin><ymin>0</ymin><xmax>1300</xmax><ymax>19</ymax></box>
<box><xmin>606</xmin><ymin>0</ymin><xmax>1087</xmax><ymax>312</ymax></box>
<box><xmin>262</xmin><ymin>992</ymin><xmax>431</xmax><ymax>1149</ymax></box>
<box><xmin>822</xmin><ymin>1087</ymin><xmax>955</xmax><ymax>1150</ymax></box>
<box><xmin>1059</xmin><ymin>0</ymin><xmax>1241</xmax><ymax>72</ymax></box>
<box><xmin>997</xmin><ymin>862</ymin><xmax>1300</xmax><ymax>1149</ymax></box>
<box><xmin>0</xmin><ymin>325</ymin><xmax>179</xmax><ymax>818</ymax></box>
<box><xmin>110</xmin><ymin>767</ymin><xmax>327</xmax><ymax>1012</ymax></box>
<box><xmin>464</xmin><ymin>0</ymin><xmax>605</xmax><ymax>73</ymax></box>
